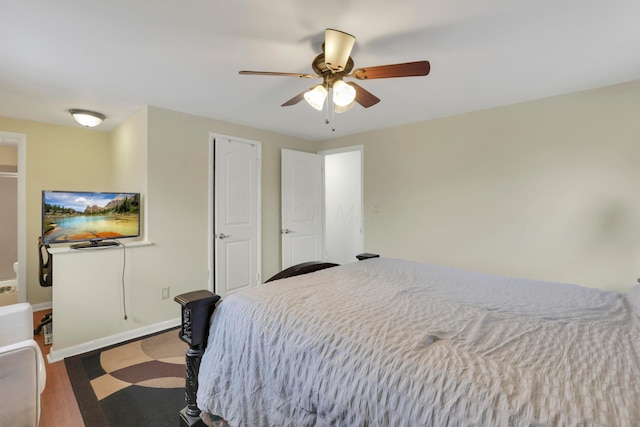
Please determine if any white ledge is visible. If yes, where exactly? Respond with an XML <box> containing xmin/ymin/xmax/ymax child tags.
<box><xmin>48</xmin><ymin>240</ymin><xmax>153</xmax><ymax>254</ymax></box>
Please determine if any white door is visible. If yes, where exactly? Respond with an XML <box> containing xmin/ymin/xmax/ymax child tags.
<box><xmin>214</xmin><ymin>136</ymin><xmax>261</xmax><ymax>298</ymax></box>
<box><xmin>281</xmin><ymin>149</ymin><xmax>323</xmax><ymax>269</ymax></box>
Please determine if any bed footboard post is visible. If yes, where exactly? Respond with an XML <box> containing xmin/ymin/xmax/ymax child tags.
<box><xmin>175</xmin><ymin>290</ymin><xmax>221</xmax><ymax>426</ymax></box>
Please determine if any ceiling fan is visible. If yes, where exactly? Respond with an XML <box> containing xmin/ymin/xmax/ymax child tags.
<box><xmin>239</xmin><ymin>29</ymin><xmax>431</xmax><ymax>113</ymax></box>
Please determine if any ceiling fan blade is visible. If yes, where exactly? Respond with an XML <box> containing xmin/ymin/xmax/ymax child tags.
<box><xmin>239</xmin><ymin>71</ymin><xmax>317</xmax><ymax>79</ymax></box>
<box><xmin>350</xmin><ymin>60</ymin><xmax>430</xmax><ymax>80</ymax></box>
<box><xmin>281</xmin><ymin>86</ymin><xmax>317</xmax><ymax>107</ymax></box>
<box><xmin>351</xmin><ymin>82</ymin><xmax>380</xmax><ymax>108</ymax></box>
<box><xmin>324</xmin><ymin>29</ymin><xmax>356</xmax><ymax>72</ymax></box>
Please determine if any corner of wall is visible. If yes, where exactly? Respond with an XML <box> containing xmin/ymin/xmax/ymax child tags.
<box><xmin>109</xmin><ymin>106</ymin><xmax>149</xmax><ymax>193</ymax></box>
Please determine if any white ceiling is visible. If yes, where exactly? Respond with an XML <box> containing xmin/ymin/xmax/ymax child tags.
<box><xmin>2</xmin><ymin>0</ymin><xmax>639</xmax><ymax>141</ymax></box>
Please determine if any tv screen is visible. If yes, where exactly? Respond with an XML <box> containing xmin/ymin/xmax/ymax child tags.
<box><xmin>42</xmin><ymin>191</ymin><xmax>141</xmax><ymax>248</ymax></box>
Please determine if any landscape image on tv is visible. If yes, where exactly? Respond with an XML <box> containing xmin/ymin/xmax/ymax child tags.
<box><xmin>42</xmin><ymin>191</ymin><xmax>140</xmax><ymax>244</ymax></box>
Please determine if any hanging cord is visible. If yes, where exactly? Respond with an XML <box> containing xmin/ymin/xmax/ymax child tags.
<box><xmin>323</xmin><ymin>84</ymin><xmax>337</xmax><ymax>132</ymax></box>
<box><xmin>115</xmin><ymin>240</ymin><xmax>128</xmax><ymax>320</ymax></box>
<box><xmin>324</xmin><ymin>81</ymin><xmax>330</xmax><ymax>125</ymax></box>
<box><xmin>331</xmin><ymin>92</ymin><xmax>336</xmax><ymax>132</ymax></box>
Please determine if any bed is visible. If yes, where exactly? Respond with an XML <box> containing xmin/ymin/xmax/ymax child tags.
<box><xmin>177</xmin><ymin>257</ymin><xmax>640</xmax><ymax>426</ymax></box>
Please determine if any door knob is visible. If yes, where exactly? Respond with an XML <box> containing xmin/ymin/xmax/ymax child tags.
<box><xmin>281</xmin><ymin>229</ymin><xmax>295</xmax><ymax>234</ymax></box>
<box><xmin>217</xmin><ymin>233</ymin><xmax>232</xmax><ymax>239</ymax></box>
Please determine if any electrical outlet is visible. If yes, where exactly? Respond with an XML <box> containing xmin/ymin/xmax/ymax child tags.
<box><xmin>161</xmin><ymin>287</ymin><xmax>170</xmax><ymax>299</ymax></box>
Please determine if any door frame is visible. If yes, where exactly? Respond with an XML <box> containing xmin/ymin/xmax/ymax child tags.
<box><xmin>318</xmin><ymin>145</ymin><xmax>364</xmax><ymax>263</ymax></box>
<box><xmin>208</xmin><ymin>133</ymin><xmax>262</xmax><ymax>294</ymax></box>
<box><xmin>0</xmin><ymin>131</ymin><xmax>26</xmax><ymax>303</ymax></box>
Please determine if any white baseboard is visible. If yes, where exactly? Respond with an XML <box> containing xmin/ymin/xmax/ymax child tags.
<box><xmin>47</xmin><ymin>317</ymin><xmax>181</xmax><ymax>363</ymax></box>
<box><xmin>32</xmin><ymin>301</ymin><xmax>52</xmax><ymax>312</ymax></box>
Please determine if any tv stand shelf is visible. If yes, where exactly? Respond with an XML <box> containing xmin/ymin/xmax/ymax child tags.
<box><xmin>48</xmin><ymin>240</ymin><xmax>153</xmax><ymax>254</ymax></box>
<box><xmin>71</xmin><ymin>240</ymin><xmax>121</xmax><ymax>250</ymax></box>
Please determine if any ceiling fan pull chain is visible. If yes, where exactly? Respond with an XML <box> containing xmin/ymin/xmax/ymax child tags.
<box><xmin>331</xmin><ymin>96</ymin><xmax>336</xmax><ymax>132</ymax></box>
<box><xmin>325</xmin><ymin>84</ymin><xmax>330</xmax><ymax>125</ymax></box>
<box><xmin>330</xmin><ymin>88</ymin><xmax>336</xmax><ymax>132</ymax></box>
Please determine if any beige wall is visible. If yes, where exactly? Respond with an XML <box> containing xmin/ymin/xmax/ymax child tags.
<box><xmin>0</xmin><ymin>106</ymin><xmax>313</xmax><ymax>310</ymax></box>
<box><xmin>0</xmin><ymin>145</ymin><xmax>18</xmax><ymax>166</ymax></box>
<box><xmin>109</xmin><ymin>107</ymin><xmax>148</xmax><ymax>194</ymax></box>
<box><xmin>318</xmin><ymin>80</ymin><xmax>640</xmax><ymax>292</ymax></box>
<box><xmin>109</xmin><ymin>107</ymin><xmax>149</xmax><ymax>241</ymax></box>
<box><xmin>145</xmin><ymin>106</ymin><xmax>315</xmax><ymax>284</ymax></box>
<box><xmin>4</xmin><ymin>77</ymin><xmax>640</xmax><ymax>313</ymax></box>
<box><xmin>0</xmin><ymin>117</ymin><xmax>111</xmax><ymax>304</ymax></box>
<box><xmin>46</xmin><ymin>106</ymin><xmax>315</xmax><ymax>356</ymax></box>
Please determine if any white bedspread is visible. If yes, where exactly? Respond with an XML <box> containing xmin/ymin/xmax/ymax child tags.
<box><xmin>197</xmin><ymin>258</ymin><xmax>640</xmax><ymax>426</ymax></box>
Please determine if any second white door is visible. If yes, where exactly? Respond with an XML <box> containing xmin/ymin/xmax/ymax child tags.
<box><xmin>214</xmin><ymin>136</ymin><xmax>261</xmax><ymax>298</ymax></box>
<box><xmin>281</xmin><ymin>149</ymin><xmax>323</xmax><ymax>269</ymax></box>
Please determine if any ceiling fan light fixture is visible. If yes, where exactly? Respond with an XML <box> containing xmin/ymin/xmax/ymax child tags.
<box><xmin>324</xmin><ymin>29</ymin><xmax>355</xmax><ymax>72</ymax></box>
<box><xmin>304</xmin><ymin>84</ymin><xmax>328</xmax><ymax>111</ymax></box>
<box><xmin>332</xmin><ymin>80</ymin><xmax>356</xmax><ymax>107</ymax></box>
<box><xmin>69</xmin><ymin>109</ymin><xmax>106</xmax><ymax>127</ymax></box>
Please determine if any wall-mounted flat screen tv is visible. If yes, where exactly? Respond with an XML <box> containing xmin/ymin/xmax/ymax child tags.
<box><xmin>42</xmin><ymin>191</ymin><xmax>141</xmax><ymax>248</ymax></box>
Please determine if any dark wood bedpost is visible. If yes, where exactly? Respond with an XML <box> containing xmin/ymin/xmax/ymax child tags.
<box><xmin>175</xmin><ymin>290</ymin><xmax>221</xmax><ymax>427</ymax></box>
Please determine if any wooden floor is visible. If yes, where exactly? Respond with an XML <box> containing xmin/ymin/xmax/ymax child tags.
<box><xmin>33</xmin><ymin>309</ymin><xmax>85</xmax><ymax>427</ymax></box>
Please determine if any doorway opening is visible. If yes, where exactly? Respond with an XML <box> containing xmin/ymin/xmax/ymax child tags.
<box><xmin>0</xmin><ymin>131</ymin><xmax>26</xmax><ymax>303</ymax></box>
<box><xmin>321</xmin><ymin>146</ymin><xmax>363</xmax><ymax>265</ymax></box>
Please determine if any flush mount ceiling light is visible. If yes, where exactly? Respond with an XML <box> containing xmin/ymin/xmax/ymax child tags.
<box><xmin>69</xmin><ymin>109</ymin><xmax>106</xmax><ymax>127</ymax></box>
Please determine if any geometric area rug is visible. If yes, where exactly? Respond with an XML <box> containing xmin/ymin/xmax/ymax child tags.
<box><xmin>64</xmin><ymin>328</ymin><xmax>188</xmax><ymax>426</ymax></box>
